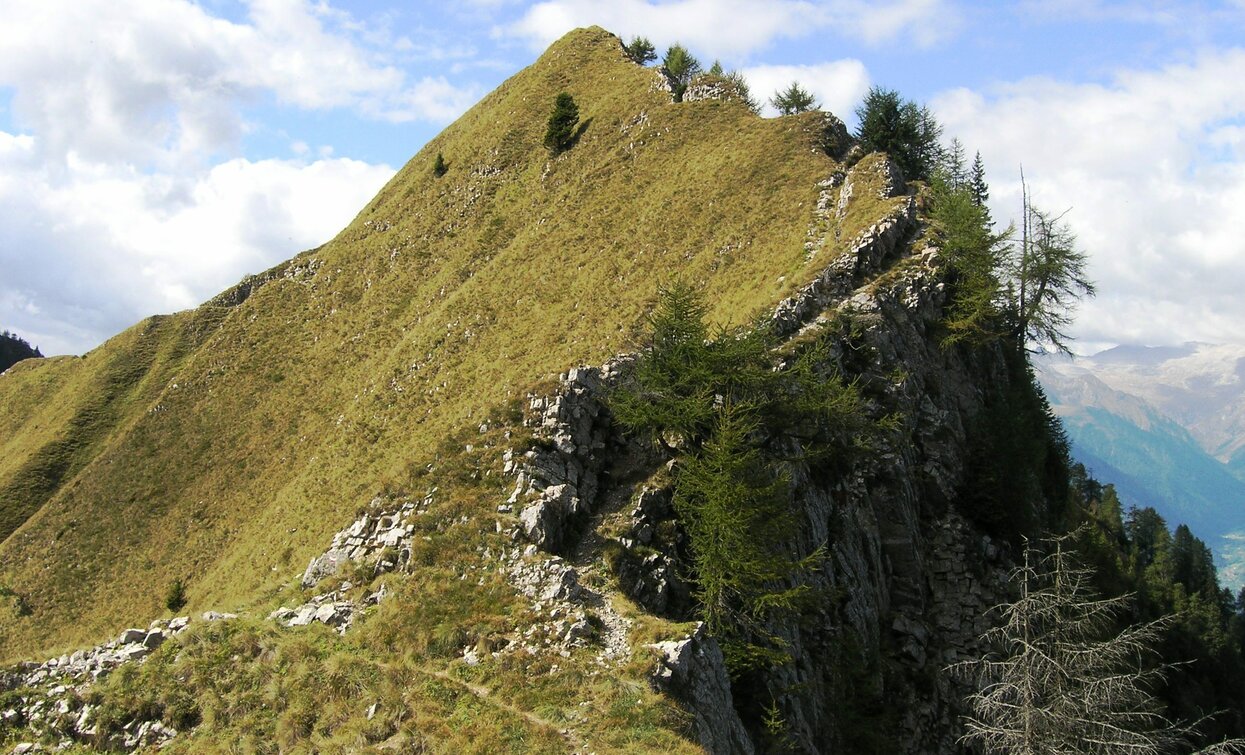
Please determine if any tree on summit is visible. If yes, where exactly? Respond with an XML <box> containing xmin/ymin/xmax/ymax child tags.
<box><xmin>854</xmin><ymin>86</ymin><xmax>942</xmax><ymax>180</ymax></box>
<box><xmin>770</xmin><ymin>81</ymin><xmax>818</xmax><ymax>115</ymax></box>
<box><xmin>662</xmin><ymin>43</ymin><xmax>701</xmax><ymax>101</ymax></box>
<box><xmin>543</xmin><ymin>92</ymin><xmax>580</xmax><ymax>155</ymax></box>
<box><xmin>623</xmin><ymin>35</ymin><xmax>656</xmax><ymax>64</ymax></box>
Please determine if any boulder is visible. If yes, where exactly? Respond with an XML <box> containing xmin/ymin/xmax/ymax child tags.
<box><xmin>142</xmin><ymin>629</ymin><xmax>166</xmax><ymax>649</ymax></box>
<box><xmin>519</xmin><ymin>484</ymin><xmax>580</xmax><ymax>552</ymax></box>
<box><xmin>118</xmin><ymin>628</ymin><xmax>146</xmax><ymax>645</ymax></box>
<box><xmin>301</xmin><ymin>549</ymin><xmax>349</xmax><ymax>588</ymax></box>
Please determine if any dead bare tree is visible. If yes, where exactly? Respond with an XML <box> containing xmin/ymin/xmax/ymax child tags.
<box><xmin>951</xmin><ymin>534</ymin><xmax>1245</xmax><ymax>755</ymax></box>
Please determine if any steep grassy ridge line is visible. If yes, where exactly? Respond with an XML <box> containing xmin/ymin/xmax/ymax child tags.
<box><xmin>0</xmin><ymin>26</ymin><xmax>891</xmax><ymax>661</ymax></box>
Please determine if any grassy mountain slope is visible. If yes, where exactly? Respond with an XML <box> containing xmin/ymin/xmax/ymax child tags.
<box><xmin>0</xmin><ymin>309</ymin><xmax>231</xmax><ymax>542</ymax></box>
<box><xmin>0</xmin><ymin>27</ymin><xmax>885</xmax><ymax>662</ymax></box>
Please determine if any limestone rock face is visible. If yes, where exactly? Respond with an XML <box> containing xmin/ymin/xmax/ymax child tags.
<box><xmin>648</xmin><ymin>624</ymin><xmax>754</xmax><ymax>755</ymax></box>
<box><xmin>497</xmin><ymin>159</ymin><xmax>1023</xmax><ymax>753</ymax></box>
<box><xmin>505</xmin><ymin>363</ymin><xmax>622</xmax><ymax>553</ymax></box>
<box><xmin>682</xmin><ymin>75</ymin><xmax>754</xmax><ymax>108</ymax></box>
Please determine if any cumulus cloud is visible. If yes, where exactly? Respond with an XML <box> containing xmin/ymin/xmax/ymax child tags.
<box><xmin>0</xmin><ymin>0</ymin><xmax>471</xmax><ymax>354</ymax></box>
<box><xmin>740</xmin><ymin>61</ymin><xmax>871</xmax><ymax>120</ymax></box>
<box><xmin>505</xmin><ymin>0</ymin><xmax>956</xmax><ymax>57</ymax></box>
<box><xmin>0</xmin><ymin>135</ymin><xmax>395</xmax><ymax>355</ymax></box>
<box><xmin>933</xmin><ymin>48</ymin><xmax>1245</xmax><ymax>350</ymax></box>
<box><xmin>0</xmin><ymin>0</ymin><xmax>478</xmax><ymax>168</ymax></box>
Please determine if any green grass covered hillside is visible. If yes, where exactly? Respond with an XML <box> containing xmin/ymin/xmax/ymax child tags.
<box><xmin>0</xmin><ymin>27</ymin><xmax>888</xmax><ymax>662</ymax></box>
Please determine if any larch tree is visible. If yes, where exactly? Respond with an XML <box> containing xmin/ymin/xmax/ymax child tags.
<box><xmin>1009</xmin><ymin>171</ymin><xmax>1095</xmax><ymax>354</ymax></box>
<box><xmin>770</xmin><ymin>81</ymin><xmax>818</xmax><ymax>115</ymax></box>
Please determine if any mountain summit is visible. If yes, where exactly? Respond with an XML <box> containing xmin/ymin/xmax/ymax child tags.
<box><xmin>2</xmin><ymin>28</ymin><xmax>1242</xmax><ymax>754</ymax></box>
<box><xmin>0</xmin><ymin>26</ymin><xmax>850</xmax><ymax>656</ymax></box>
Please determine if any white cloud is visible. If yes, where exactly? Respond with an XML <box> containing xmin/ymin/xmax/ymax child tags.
<box><xmin>0</xmin><ymin>0</ymin><xmax>470</xmax><ymax>355</ymax></box>
<box><xmin>0</xmin><ymin>133</ymin><xmax>395</xmax><ymax>355</ymax></box>
<box><xmin>741</xmin><ymin>61</ymin><xmax>871</xmax><ymax>120</ymax></box>
<box><xmin>933</xmin><ymin>48</ymin><xmax>1245</xmax><ymax>350</ymax></box>
<box><xmin>506</xmin><ymin>0</ymin><xmax>956</xmax><ymax>58</ymax></box>
<box><xmin>0</xmin><ymin>0</ymin><xmax>478</xmax><ymax>169</ymax></box>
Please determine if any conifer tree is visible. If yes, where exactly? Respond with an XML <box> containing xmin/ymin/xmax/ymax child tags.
<box><xmin>854</xmin><ymin>86</ymin><xmax>942</xmax><ymax>180</ymax></box>
<box><xmin>662</xmin><ymin>43</ymin><xmax>701</xmax><ymax>101</ymax></box>
<box><xmin>674</xmin><ymin>400</ymin><xmax>817</xmax><ymax>668</ymax></box>
<box><xmin>609</xmin><ymin>283</ymin><xmax>868</xmax><ymax>670</ymax></box>
<box><xmin>623</xmin><ymin>35</ymin><xmax>657</xmax><ymax>64</ymax></box>
<box><xmin>1010</xmin><ymin>172</ymin><xmax>1095</xmax><ymax>354</ymax></box>
<box><xmin>165</xmin><ymin>578</ymin><xmax>187</xmax><ymax>612</ymax></box>
<box><xmin>970</xmin><ymin>150</ymin><xmax>993</xmax><ymax>226</ymax></box>
<box><xmin>708</xmin><ymin>59</ymin><xmax>724</xmax><ymax>76</ymax></box>
<box><xmin>543</xmin><ymin>92</ymin><xmax>580</xmax><ymax>155</ymax></box>
<box><xmin>943</xmin><ymin>137</ymin><xmax>968</xmax><ymax>188</ymax></box>
<box><xmin>971</xmin><ymin>151</ymin><xmax>990</xmax><ymax>207</ymax></box>
<box><xmin>433</xmin><ymin>151</ymin><xmax>447</xmax><ymax>177</ymax></box>
<box><xmin>770</xmin><ymin>81</ymin><xmax>818</xmax><ymax>115</ymax></box>
<box><xmin>726</xmin><ymin>70</ymin><xmax>762</xmax><ymax>114</ymax></box>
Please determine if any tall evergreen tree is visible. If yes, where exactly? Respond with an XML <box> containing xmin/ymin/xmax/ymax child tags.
<box><xmin>943</xmin><ymin>137</ymin><xmax>968</xmax><ymax>188</ymax></box>
<box><xmin>623</xmin><ymin>35</ymin><xmax>656</xmax><ymax>64</ymax></box>
<box><xmin>853</xmin><ymin>86</ymin><xmax>942</xmax><ymax>180</ymax></box>
<box><xmin>1009</xmin><ymin>172</ymin><xmax>1095</xmax><ymax>354</ymax></box>
<box><xmin>971</xmin><ymin>151</ymin><xmax>990</xmax><ymax>207</ymax></box>
<box><xmin>970</xmin><ymin>150</ymin><xmax>993</xmax><ymax>226</ymax></box>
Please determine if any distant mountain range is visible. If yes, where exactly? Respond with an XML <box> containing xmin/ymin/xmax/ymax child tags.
<box><xmin>1037</xmin><ymin>343</ymin><xmax>1245</xmax><ymax>591</ymax></box>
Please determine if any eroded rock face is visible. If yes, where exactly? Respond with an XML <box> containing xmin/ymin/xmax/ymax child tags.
<box><xmin>648</xmin><ymin>624</ymin><xmax>754</xmax><ymax>755</ymax></box>
<box><xmin>506</xmin><ymin>363</ymin><xmax>624</xmax><ymax>553</ymax></box>
<box><xmin>499</xmin><ymin>161</ymin><xmax>1023</xmax><ymax>752</ymax></box>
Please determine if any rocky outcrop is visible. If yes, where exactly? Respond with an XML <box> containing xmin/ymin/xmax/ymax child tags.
<box><xmin>1</xmin><ymin>617</ymin><xmax>192</xmax><ymax>751</ymax></box>
<box><xmin>774</xmin><ymin>158</ymin><xmax>916</xmax><ymax>339</ymax></box>
<box><xmin>300</xmin><ymin>496</ymin><xmax>422</xmax><ymax>588</ymax></box>
<box><xmin>816</xmin><ymin>112</ymin><xmax>853</xmax><ymax>162</ymax></box>
<box><xmin>648</xmin><ymin>623</ymin><xmax>754</xmax><ymax>755</ymax></box>
<box><xmin>494</xmin><ymin>157</ymin><xmax>1021</xmax><ymax>752</ymax></box>
<box><xmin>505</xmin><ymin>363</ymin><xmax>624</xmax><ymax>553</ymax></box>
<box><xmin>682</xmin><ymin>75</ymin><xmax>754</xmax><ymax>108</ymax></box>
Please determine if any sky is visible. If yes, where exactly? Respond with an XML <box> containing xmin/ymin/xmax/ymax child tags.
<box><xmin>2</xmin><ymin>0</ymin><xmax>1245</xmax><ymax>356</ymax></box>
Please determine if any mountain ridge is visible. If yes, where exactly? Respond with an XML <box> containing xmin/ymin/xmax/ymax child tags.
<box><xmin>2</xmin><ymin>27</ymin><xmax>1241</xmax><ymax>754</ymax></box>
<box><xmin>0</xmin><ymin>24</ymin><xmax>863</xmax><ymax>663</ymax></box>
<box><xmin>1038</xmin><ymin>349</ymin><xmax>1245</xmax><ymax>589</ymax></box>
